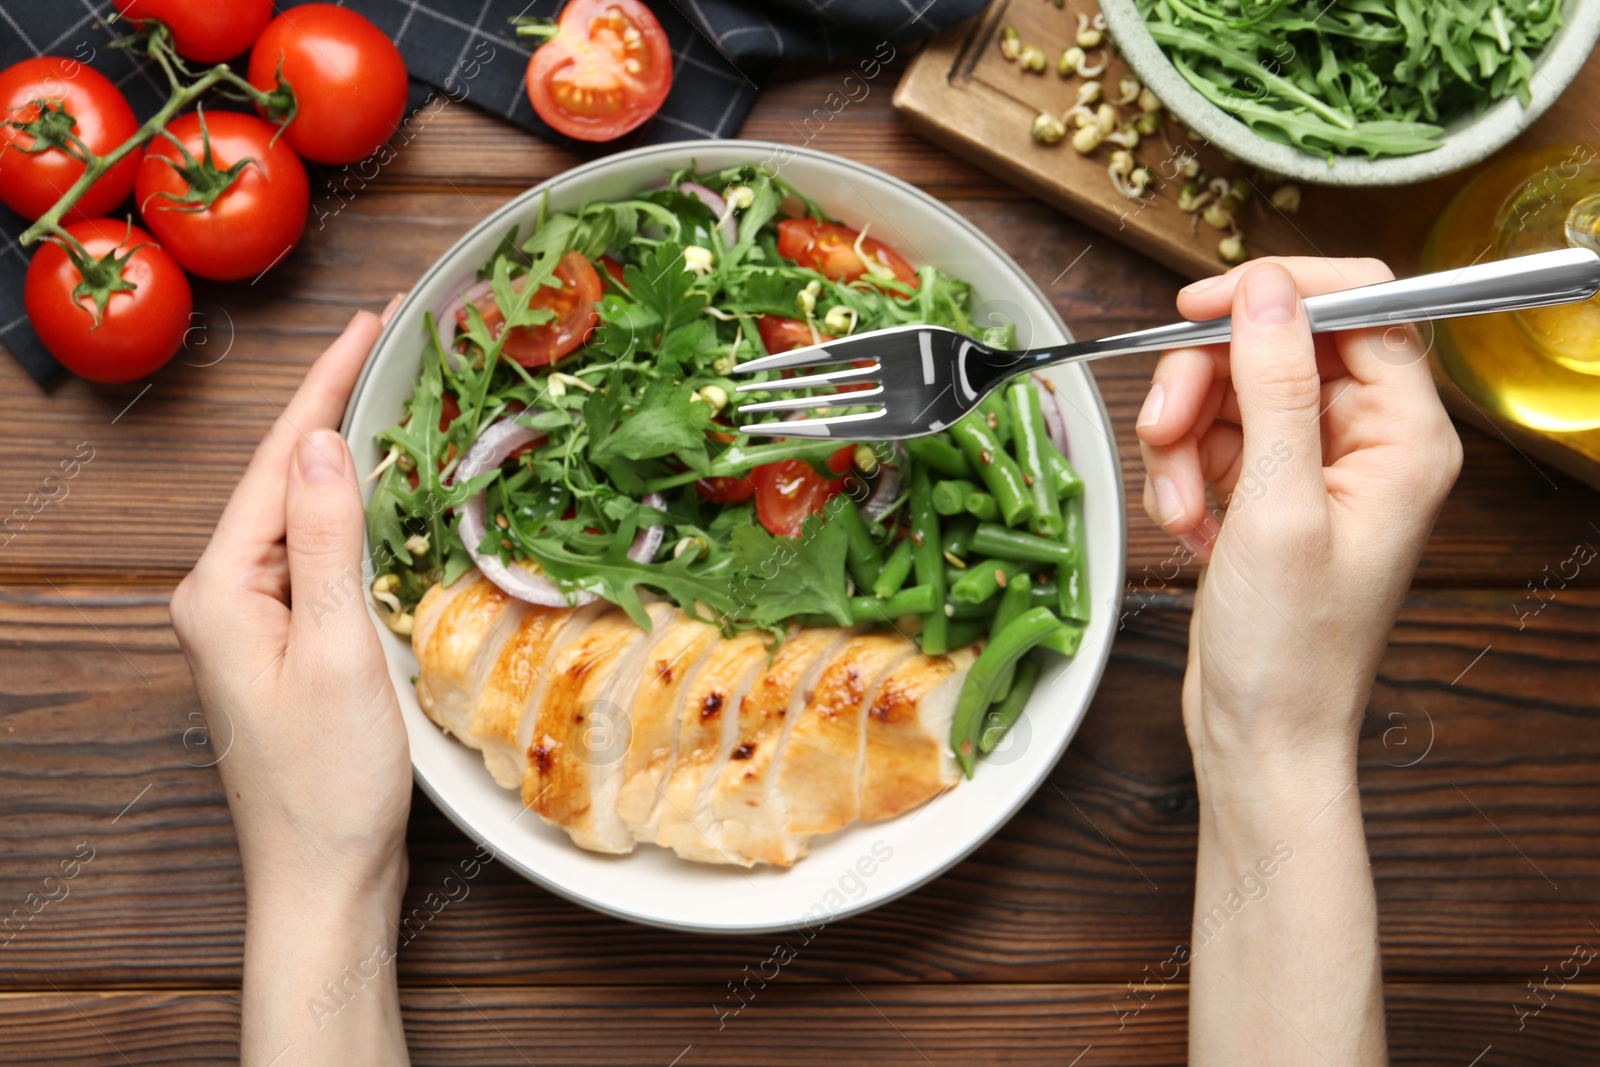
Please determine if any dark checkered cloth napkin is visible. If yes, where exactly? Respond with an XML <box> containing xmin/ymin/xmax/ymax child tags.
<box><xmin>0</xmin><ymin>0</ymin><xmax>984</xmax><ymax>385</ymax></box>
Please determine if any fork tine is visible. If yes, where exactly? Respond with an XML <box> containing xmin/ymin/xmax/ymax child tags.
<box><xmin>733</xmin><ymin>362</ymin><xmax>879</xmax><ymax>394</ymax></box>
<box><xmin>732</xmin><ymin>341</ymin><xmax>852</xmax><ymax>376</ymax></box>
<box><xmin>739</xmin><ymin>408</ymin><xmax>888</xmax><ymax>437</ymax></box>
<box><xmin>737</xmin><ymin>385</ymin><xmax>884</xmax><ymax>415</ymax></box>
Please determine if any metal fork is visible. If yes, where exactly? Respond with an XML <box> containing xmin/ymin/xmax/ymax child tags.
<box><xmin>732</xmin><ymin>247</ymin><xmax>1600</xmax><ymax>440</ymax></box>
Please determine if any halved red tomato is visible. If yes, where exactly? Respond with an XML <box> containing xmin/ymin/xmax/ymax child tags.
<box><xmin>777</xmin><ymin>218</ymin><xmax>918</xmax><ymax>286</ymax></box>
<box><xmin>524</xmin><ymin>0</ymin><xmax>672</xmax><ymax>142</ymax></box>
<box><xmin>458</xmin><ymin>250</ymin><xmax>601</xmax><ymax>367</ymax></box>
<box><xmin>753</xmin><ymin>445</ymin><xmax>855</xmax><ymax>538</ymax></box>
<box><xmin>599</xmin><ymin>253</ymin><xmax>628</xmax><ymax>287</ymax></box>
<box><xmin>756</xmin><ymin>315</ymin><xmax>831</xmax><ymax>356</ymax></box>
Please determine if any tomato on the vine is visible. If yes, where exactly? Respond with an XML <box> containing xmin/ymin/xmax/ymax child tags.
<box><xmin>25</xmin><ymin>218</ymin><xmax>193</xmax><ymax>384</ymax></box>
<box><xmin>776</xmin><ymin>218</ymin><xmax>918</xmax><ymax>286</ymax></box>
<box><xmin>753</xmin><ymin>445</ymin><xmax>855</xmax><ymax>538</ymax></box>
<box><xmin>0</xmin><ymin>57</ymin><xmax>140</xmax><ymax>222</ymax></box>
<box><xmin>135</xmin><ymin>111</ymin><xmax>309</xmax><ymax>281</ymax></box>
<box><xmin>112</xmin><ymin>0</ymin><xmax>273</xmax><ymax>64</ymax></box>
<box><xmin>523</xmin><ymin>0</ymin><xmax>672</xmax><ymax>142</ymax></box>
<box><xmin>247</xmin><ymin>4</ymin><xmax>407</xmax><ymax>165</ymax></box>
<box><xmin>458</xmin><ymin>251</ymin><xmax>602</xmax><ymax>367</ymax></box>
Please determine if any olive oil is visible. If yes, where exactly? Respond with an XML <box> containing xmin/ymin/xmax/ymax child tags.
<box><xmin>1423</xmin><ymin>143</ymin><xmax>1600</xmax><ymax>432</ymax></box>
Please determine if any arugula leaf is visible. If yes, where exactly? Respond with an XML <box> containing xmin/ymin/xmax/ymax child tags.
<box><xmin>728</xmin><ymin>515</ymin><xmax>852</xmax><ymax>627</ymax></box>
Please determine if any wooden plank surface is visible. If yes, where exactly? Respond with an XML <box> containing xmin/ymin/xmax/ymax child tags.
<box><xmin>3</xmin><ymin>584</ymin><xmax>1597</xmax><ymax>989</ymax></box>
<box><xmin>2</xmin><ymin>984</ymin><xmax>1598</xmax><ymax>1066</ymax></box>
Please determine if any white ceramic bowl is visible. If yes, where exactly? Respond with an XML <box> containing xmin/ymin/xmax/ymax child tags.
<box><xmin>1099</xmin><ymin>0</ymin><xmax>1600</xmax><ymax>187</ymax></box>
<box><xmin>341</xmin><ymin>141</ymin><xmax>1126</xmax><ymax>933</ymax></box>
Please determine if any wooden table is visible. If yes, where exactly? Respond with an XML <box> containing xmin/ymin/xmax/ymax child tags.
<box><xmin>3</xmin><ymin>65</ymin><xmax>1599</xmax><ymax>1066</ymax></box>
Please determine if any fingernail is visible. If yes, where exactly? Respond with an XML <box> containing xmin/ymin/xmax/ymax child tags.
<box><xmin>1241</xmin><ymin>266</ymin><xmax>1297</xmax><ymax>326</ymax></box>
<box><xmin>297</xmin><ymin>429</ymin><xmax>347</xmax><ymax>485</ymax></box>
<box><xmin>380</xmin><ymin>292</ymin><xmax>404</xmax><ymax>326</ymax></box>
<box><xmin>1180</xmin><ymin>274</ymin><xmax>1223</xmax><ymax>296</ymax></box>
<box><xmin>1136</xmin><ymin>381</ymin><xmax>1164</xmax><ymax>429</ymax></box>
<box><xmin>1153</xmin><ymin>476</ymin><xmax>1183</xmax><ymax>526</ymax></box>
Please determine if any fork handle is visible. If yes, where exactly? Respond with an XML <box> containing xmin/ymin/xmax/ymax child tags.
<box><xmin>1057</xmin><ymin>248</ymin><xmax>1600</xmax><ymax>361</ymax></box>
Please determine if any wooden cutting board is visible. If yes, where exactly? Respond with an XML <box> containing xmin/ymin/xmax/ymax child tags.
<box><xmin>894</xmin><ymin>0</ymin><xmax>1600</xmax><ymax>487</ymax></box>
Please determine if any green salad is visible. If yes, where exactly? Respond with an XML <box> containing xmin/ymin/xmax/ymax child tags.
<box><xmin>366</xmin><ymin>164</ymin><xmax>1091</xmax><ymax>773</ymax></box>
<box><xmin>1138</xmin><ymin>0</ymin><xmax>1566</xmax><ymax>158</ymax></box>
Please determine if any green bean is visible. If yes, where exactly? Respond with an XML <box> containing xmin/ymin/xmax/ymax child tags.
<box><xmin>951</xmin><ymin>607</ymin><xmax>1064</xmax><ymax>774</ymax></box>
<box><xmin>1058</xmin><ymin>495</ymin><xmax>1091</xmax><ymax>624</ymax></box>
<box><xmin>950</xmin><ymin>416</ymin><xmax>1032</xmax><ymax>527</ymax></box>
<box><xmin>942</xmin><ymin>515</ymin><xmax>979</xmax><ymax>559</ymax></box>
<box><xmin>850</xmin><ymin>584</ymin><xmax>935</xmax><ymax>623</ymax></box>
<box><xmin>964</xmin><ymin>491</ymin><xmax>1001</xmax><ymax>523</ymax></box>
<box><xmin>1038</xmin><ymin>621</ymin><xmax>1085</xmax><ymax>657</ymax></box>
<box><xmin>970</xmin><ymin>523</ymin><xmax>1077</xmax><ymax>567</ymax></box>
<box><xmin>931</xmin><ymin>478</ymin><xmax>981</xmax><ymax>516</ymax></box>
<box><xmin>834</xmin><ymin>497</ymin><xmax>884</xmax><ymax>594</ymax></box>
<box><xmin>989</xmin><ymin>572</ymin><xmax>1033</xmax><ymax>697</ymax></box>
<box><xmin>977</xmin><ymin>390</ymin><xmax>1012</xmax><ymax>447</ymax></box>
<box><xmin>979</xmin><ymin>655</ymin><xmax>1040</xmax><ymax>755</ymax></box>
<box><xmin>871</xmin><ymin>535</ymin><xmax>914</xmax><ymax>599</ymax></box>
<box><xmin>1007</xmin><ymin>383</ymin><xmax>1063</xmax><ymax>538</ymax></box>
<box><xmin>909</xmin><ymin>467</ymin><xmax>949</xmax><ymax>655</ymax></box>
<box><xmin>1042</xmin><ymin>439</ymin><xmax>1085</xmax><ymax>499</ymax></box>
<box><xmin>946</xmin><ymin>578</ymin><xmax>1058</xmax><ymax>621</ymax></box>
<box><xmin>949</xmin><ymin>557</ymin><xmax>1029</xmax><ymax>604</ymax></box>
<box><xmin>944</xmin><ymin>617</ymin><xmax>988</xmax><ymax>649</ymax></box>
<box><xmin>905</xmin><ymin>434</ymin><xmax>976</xmax><ymax>479</ymax></box>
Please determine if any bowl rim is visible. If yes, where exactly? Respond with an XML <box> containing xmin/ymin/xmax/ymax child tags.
<box><xmin>340</xmin><ymin>138</ymin><xmax>1128</xmax><ymax>933</ymax></box>
<box><xmin>1097</xmin><ymin>0</ymin><xmax>1600</xmax><ymax>187</ymax></box>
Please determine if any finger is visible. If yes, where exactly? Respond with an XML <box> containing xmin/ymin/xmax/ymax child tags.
<box><xmin>1227</xmin><ymin>264</ymin><xmax>1324</xmax><ymax>499</ymax></box>
<box><xmin>1139</xmin><ymin>436</ymin><xmax>1212</xmax><ymax>551</ymax></box>
<box><xmin>208</xmin><ymin>310</ymin><xmax>383</xmax><ymax>560</ymax></box>
<box><xmin>285</xmin><ymin>429</ymin><xmax>370</xmax><ymax>653</ymax></box>
<box><xmin>1135</xmin><ymin>345</ymin><xmax>1227</xmax><ymax>446</ymax></box>
<box><xmin>1176</xmin><ymin>256</ymin><xmax>1395</xmax><ymax>321</ymax></box>
<box><xmin>1200</xmin><ymin>421</ymin><xmax>1245</xmax><ymax>502</ymax></box>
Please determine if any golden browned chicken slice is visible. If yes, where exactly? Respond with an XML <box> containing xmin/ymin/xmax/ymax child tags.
<box><xmin>653</xmin><ymin>631</ymin><xmax>772</xmax><ymax>862</ymax></box>
<box><xmin>860</xmin><ymin>647</ymin><xmax>974</xmax><ymax>822</ymax></box>
<box><xmin>711</xmin><ymin>626</ymin><xmax>853</xmax><ymax>868</ymax></box>
<box><xmin>473</xmin><ymin>600</ymin><xmax>607</xmax><ymax>789</ymax></box>
<box><xmin>772</xmin><ymin>633</ymin><xmax>918</xmax><ymax>846</ymax></box>
<box><xmin>616</xmin><ymin>611</ymin><xmax>722</xmax><ymax>841</ymax></box>
<box><xmin>412</xmin><ymin>575</ymin><xmax>529</xmax><ymax>747</ymax></box>
<box><xmin>522</xmin><ymin>605</ymin><xmax>674</xmax><ymax>853</ymax></box>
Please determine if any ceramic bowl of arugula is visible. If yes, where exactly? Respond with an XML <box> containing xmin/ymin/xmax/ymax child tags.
<box><xmin>340</xmin><ymin>141</ymin><xmax>1126</xmax><ymax>933</ymax></box>
<box><xmin>1100</xmin><ymin>0</ymin><xmax>1600</xmax><ymax>186</ymax></box>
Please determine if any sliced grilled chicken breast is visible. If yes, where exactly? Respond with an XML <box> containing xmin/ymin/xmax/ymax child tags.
<box><xmin>653</xmin><ymin>631</ymin><xmax>772</xmax><ymax>862</ymax></box>
<box><xmin>616</xmin><ymin>611</ymin><xmax>721</xmax><ymax>841</ymax></box>
<box><xmin>774</xmin><ymin>633</ymin><xmax>918</xmax><ymax>843</ymax></box>
<box><xmin>413</xmin><ymin>575</ymin><xmax>529</xmax><ymax>746</ymax></box>
<box><xmin>861</xmin><ymin>647</ymin><xmax>974</xmax><ymax>822</ymax></box>
<box><xmin>713</xmin><ymin>626</ymin><xmax>852</xmax><ymax>868</ymax></box>
<box><xmin>474</xmin><ymin>600</ymin><xmax>607</xmax><ymax>789</ymax></box>
<box><xmin>410</xmin><ymin>572</ymin><xmax>477</xmax><ymax>658</ymax></box>
<box><xmin>523</xmin><ymin>605</ymin><xmax>672</xmax><ymax>853</ymax></box>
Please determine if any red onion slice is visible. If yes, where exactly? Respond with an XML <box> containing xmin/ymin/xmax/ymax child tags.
<box><xmin>440</xmin><ymin>279</ymin><xmax>495</xmax><ymax>341</ymax></box>
<box><xmin>861</xmin><ymin>461</ymin><xmax>901</xmax><ymax>523</ymax></box>
<box><xmin>1031</xmin><ymin>373</ymin><xmax>1070</xmax><ymax>456</ymax></box>
<box><xmin>629</xmin><ymin>492</ymin><xmax>667</xmax><ymax>563</ymax></box>
<box><xmin>679</xmin><ymin>181</ymin><xmax>738</xmax><ymax>249</ymax></box>
<box><xmin>450</xmin><ymin>416</ymin><xmax>597</xmax><ymax>607</ymax></box>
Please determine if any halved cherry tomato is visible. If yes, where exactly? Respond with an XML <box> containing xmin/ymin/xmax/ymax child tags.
<box><xmin>525</xmin><ymin>0</ymin><xmax>672</xmax><ymax>142</ymax></box>
<box><xmin>457</xmin><ymin>250</ymin><xmax>602</xmax><ymax>367</ymax></box>
<box><xmin>0</xmin><ymin>57</ymin><xmax>140</xmax><ymax>222</ymax></box>
<box><xmin>753</xmin><ymin>445</ymin><xmax>855</xmax><ymax>538</ymax></box>
<box><xmin>694</xmin><ymin>430</ymin><xmax>756</xmax><ymax>503</ymax></box>
<box><xmin>777</xmin><ymin>218</ymin><xmax>918</xmax><ymax>286</ymax></box>
<box><xmin>599</xmin><ymin>253</ymin><xmax>629</xmax><ymax>287</ymax></box>
<box><xmin>756</xmin><ymin>315</ymin><xmax>831</xmax><ymax>356</ymax></box>
<box><xmin>112</xmin><ymin>0</ymin><xmax>272</xmax><ymax>63</ymax></box>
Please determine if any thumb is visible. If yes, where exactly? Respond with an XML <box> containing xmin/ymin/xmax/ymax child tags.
<box><xmin>285</xmin><ymin>428</ymin><xmax>370</xmax><ymax>649</ymax></box>
<box><xmin>1227</xmin><ymin>264</ymin><xmax>1324</xmax><ymax>504</ymax></box>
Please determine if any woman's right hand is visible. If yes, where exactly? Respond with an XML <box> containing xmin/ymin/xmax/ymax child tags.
<box><xmin>1134</xmin><ymin>257</ymin><xmax>1462</xmax><ymax>771</ymax></box>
